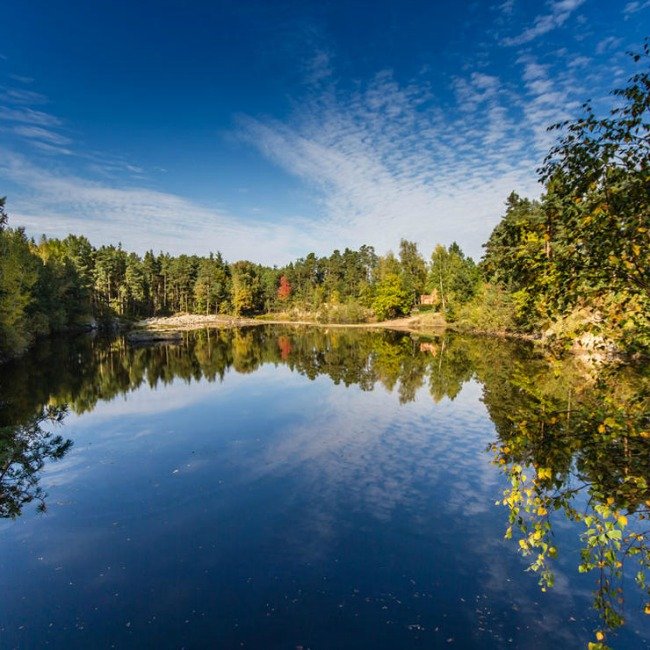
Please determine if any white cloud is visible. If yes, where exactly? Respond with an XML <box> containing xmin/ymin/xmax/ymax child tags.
<box><xmin>26</xmin><ymin>139</ymin><xmax>74</xmax><ymax>156</ymax></box>
<box><xmin>566</xmin><ymin>55</ymin><xmax>591</xmax><ymax>68</ymax></box>
<box><xmin>13</xmin><ymin>125</ymin><xmax>72</xmax><ymax>146</ymax></box>
<box><xmin>0</xmin><ymin>87</ymin><xmax>48</xmax><ymax>104</ymax></box>
<box><xmin>623</xmin><ymin>1</ymin><xmax>650</xmax><ymax>15</ymax></box>
<box><xmin>0</xmin><ymin>150</ymin><xmax>321</xmax><ymax>264</ymax></box>
<box><xmin>516</xmin><ymin>54</ymin><xmax>586</xmax><ymax>152</ymax></box>
<box><xmin>502</xmin><ymin>0</ymin><xmax>586</xmax><ymax>46</ymax></box>
<box><xmin>0</xmin><ymin>106</ymin><xmax>62</xmax><ymax>127</ymax></box>
<box><xmin>9</xmin><ymin>74</ymin><xmax>35</xmax><ymax>84</ymax></box>
<box><xmin>596</xmin><ymin>36</ymin><xmax>623</xmax><ymax>54</ymax></box>
<box><xmin>522</xmin><ymin>62</ymin><xmax>549</xmax><ymax>81</ymax></box>
<box><xmin>0</xmin><ymin>96</ymin><xmax>77</xmax><ymax>156</ymax></box>
<box><xmin>239</xmin><ymin>69</ymin><xmax>544</xmax><ymax>259</ymax></box>
<box><xmin>303</xmin><ymin>49</ymin><xmax>334</xmax><ymax>87</ymax></box>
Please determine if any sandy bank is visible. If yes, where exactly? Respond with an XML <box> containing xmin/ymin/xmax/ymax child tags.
<box><xmin>131</xmin><ymin>313</ymin><xmax>447</xmax><ymax>334</ymax></box>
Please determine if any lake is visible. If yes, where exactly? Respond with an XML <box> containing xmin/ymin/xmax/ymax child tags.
<box><xmin>0</xmin><ymin>327</ymin><xmax>648</xmax><ymax>649</ymax></box>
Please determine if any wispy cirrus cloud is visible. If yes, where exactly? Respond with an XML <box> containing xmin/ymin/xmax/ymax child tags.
<box><xmin>623</xmin><ymin>1</ymin><xmax>650</xmax><ymax>16</ymax></box>
<box><xmin>1</xmin><ymin>84</ymin><xmax>73</xmax><ymax>155</ymax></box>
<box><xmin>0</xmin><ymin>83</ymin><xmax>161</xmax><ymax>178</ymax></box>
<box><xmin>0</xmin><ymin>105</ymin><xmax>61</xmax><ymax>127</ymax></box>
<box><xmin>13</xmin><ymin>125</ymin><xmax>72</xmax><ymax>146</ymax></box>
<box><xmin>502</xmin><ymin>0</ymin><xmax>586</xmax><ymax>46</ymax></box>
<box><xmin>0</xmin><ymin>17</ymin><xmax>634</xmax><ymax>265</ymax></box>
<box><xmin>239</xmin><ymin>68</ymin><xmax>545</xmax><ymax>258</ymax></box>
<box><xmin>9</xmin><ymin>74</ymin><xmax>34</xmax><ymax>84</ymax></box>
<box><xmin>0</xmin><ymin>150</ymin><xmax>320</xmax><ymax>263</ymax></box>
<box><xmin>0</xmin><ymin>87</ymin><xmax>48</xmax><ymax>104</ymax></box>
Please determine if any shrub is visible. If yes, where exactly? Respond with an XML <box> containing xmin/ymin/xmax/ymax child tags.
<box><xmin>456</xmin><ymin>282</ymin><xmax>517</xmax><ymax>333</ymax></box>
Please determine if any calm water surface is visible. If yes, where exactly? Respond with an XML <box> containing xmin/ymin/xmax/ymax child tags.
<box><xmin>0</xmin><ymin>327</ymin><xmax>648</xmax><ymax>649</ymax></box>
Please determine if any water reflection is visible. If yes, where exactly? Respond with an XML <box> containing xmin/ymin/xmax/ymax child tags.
<box><xmin>0</xmin><ymin>326</ymin><xmax>647</xmax><ymax>646</ymax></box>
<box><xmin>0</xmin><ymin>405</ymin><xmax>71</xmax><ymax>518</ymax></box>
<box><xmin>0</xmin><ymin>327</ymin><xmax>485</xmax><ymax>427</ymax></box>
<box><xmin>487</xmin><ymin>365</ymin><xmax>650</xmax><ymax>647</ymax></box>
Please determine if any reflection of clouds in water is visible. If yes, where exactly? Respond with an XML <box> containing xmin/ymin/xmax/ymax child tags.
<box><xmin>65</xmin><ymin>364</ymin><xmax>290</xmax><ymax>424</ymax></box>
<box><xmin>475</xmin><ymin>535</ymin><xmax>589</xmax><ymax>648</ymax></box>
<box><xmin>253</xmin><ymin>378</ymin><xmax>496</xmax><ymax>526</ymax></box>
<box><xmin>38</xmin><ymin>380</ymin><xmax>222</xmax><ymax>493</ymax></box>
<box><xmin>35</xmin><ymin>362</ymin><xmax>504</xmax><ymax>563</ymax></box>
<box><xmin>42</xmin><ymin>365</ymin><xmax>304</xmax><ymax>489</ymax></box>
<box><xmin>236</xmin><ymin>373</ymin><xmax>593</xmax><ymax>648</ymax></box>
<box><xmin>2</xmin><ymin>344</ymin><xmax>620</xmax><ymax>648</ymax></box>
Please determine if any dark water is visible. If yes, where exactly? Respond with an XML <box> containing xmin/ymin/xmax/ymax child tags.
<box><xmin>0</xmin><ymin>327</ymin><xmax>648</xmax><ymax>649</ymax></box>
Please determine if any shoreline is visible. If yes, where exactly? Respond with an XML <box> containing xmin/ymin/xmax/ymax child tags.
<box><xmin>129</xmin><ymin>312</ymin><xmax>537</xmax><ymax>341</ymax></box>
<box><xmin>129</xmin><ymin>314</ymin><xmax>612</xmax><ymax>363</ymax></box>
<box><xmin>131</xmin><ymin>313</ymin><xmax>444</xmax><ymax>335</ymax></box>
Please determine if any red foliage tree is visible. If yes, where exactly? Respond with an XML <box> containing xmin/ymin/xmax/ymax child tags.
<box><xmin>277</xmin><ymin>275</ymin><xmax>292</xmax><ymax>301</ymax></box>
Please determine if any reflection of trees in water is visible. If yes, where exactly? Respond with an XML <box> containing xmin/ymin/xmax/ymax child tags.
<box><xmin>0</xmin><ymin>405</ymin><xmax>71</xmax><ymax>518</ymax></box>
<box><xmin>0</xmin><ymin>327</ymin><xmax>486</xmax><ymax>520</ymax></box>
<box><xmin>0</xmin><ymin>327</ymin><xmax>484</xmax><ymax>424</ymax></box>
<box><xmin>0</xmin><ymin>326</ymin><xmax>647</xmax><ymax>642</ymax></box>
<box><xmin>482</xmin><ymin>361</ymin><xmax>650</xmax><ymax>646</ymax></box>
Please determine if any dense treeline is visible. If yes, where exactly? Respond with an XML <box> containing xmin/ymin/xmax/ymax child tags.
<box><xmin>0</xmin><ymin>202</ymin><xmax>463</xmax><ymax>360</ymax></box>
<box><xmin>0</xmin><ymin>194</ymin><xmax>484</xmax><ymax>359</ymax></box>
<box><xmin>1</xmin><ymin>42</ymin><xmax>648</xmax><ymax>361</ymax></box>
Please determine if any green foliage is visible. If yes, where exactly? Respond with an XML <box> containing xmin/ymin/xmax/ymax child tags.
<box><xmin>0</xmin><ymin>209</ymin><xmax>40</xmax><ymax>356</ymax></box>
<box><xmin>427</xmin><ymin>242</ymin><xmax>480</xmax><ymax>318</ymax></box>
<box><xmin>372</xmin><ymin>256</ymin><xmax>412</xmax><ymax>320</ymax></box>
<box><xmin>317</xmin><ymin>300</ymin><xmax>373</xmax><ymax>324</ymax></box>
<box><xmin>456</xmin><ymin>282</ymin><xmax>517</xmax><ymax>333</ymax></box>
<box><xmin>481</xmin><ymin>42</ymin><xmax>650</xmax><ymax>355</ymax></box>
<box><xmin>372</xmin><ymin>276</ymin><xmax>410</xmax><ymax>320</ymax></box>
<box><xmin>399</xmin><ymin>239</ymin><xmax>427</xmax><ymax>307</ymax></box>
<box><xmin>482</xmin><ymin>192</ymin><xmax>545</xmax><ymax>289</ymax></box>
<box><xmin>481</xmin><ymin>193</ymin><xmax>551</xmax><ymax>330</ymax></box>
<box><xmin>231</xmin><ymin>260</ymin><xmax>263</xmax><ymax>316</ymax></box>
<box><xmin>194</xmin><ymin>254</ymin><xmax>230</xmax><ymax>315</ymax></box>
<box><xmin>539</xmin><ymin>41</ymin><xmax>649</xmax><ymax>302</ymax></box>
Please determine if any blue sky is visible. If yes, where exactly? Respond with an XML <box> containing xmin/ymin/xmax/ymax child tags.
<box><xmin>0</xmin><ymin>1</ymin><xmax>647</xmax><ymax>264</ymax></box>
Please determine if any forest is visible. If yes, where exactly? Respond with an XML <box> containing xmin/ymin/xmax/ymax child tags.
<box><xmin>0</xmin><ymin>44</ymin><xmax>648</xmax><ymax>363</ymax></box>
